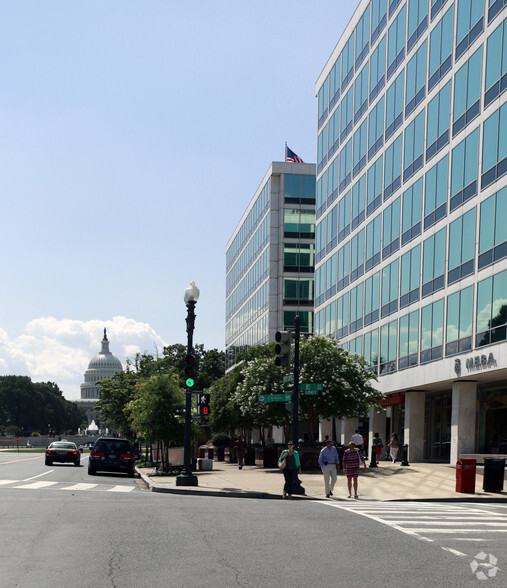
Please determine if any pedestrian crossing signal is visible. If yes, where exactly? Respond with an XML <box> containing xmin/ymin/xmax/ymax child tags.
<box><xmin>198</xmin><ymin>393</ymin><xmax>210</xmax><ymax>416</ymax></box>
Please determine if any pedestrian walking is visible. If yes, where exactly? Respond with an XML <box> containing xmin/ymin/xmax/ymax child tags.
<box><xmin>372</xmin><ymin>432</ymin><xmax>383</xmax><ymax>465</ymax></box>
<box><xmin>278</xmin><ymin>441</ymin><xmax>302</xmax><ymax>499</ymax></box>
<box><xmin>318</xmin><ymin>439</ymin><xmax>340</xmax><ymax>498</ymax></box>
<box><xmin>342</xmin><ymin>441</ymin><xmax>367</xmax><ymax>498</ymax></box>
<box><xmin>388</xmin><ymin>433</ymin><xmax>400</xmax><ymax>463</ymax></box>
<box><xmin>234</xmin><ymin>435</ymin><xmax>246</xmax><ymax>470</ymax></box>
<box><xmin>351</xmin><ymin>429</ymin><xmax>364</xmax><ymax>451</ymax></box>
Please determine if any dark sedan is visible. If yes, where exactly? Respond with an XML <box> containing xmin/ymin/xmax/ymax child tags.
<box><xmin>45</xmin><ymin>441</ymin><xmax>81</xmax><ymax>466</ymax></box>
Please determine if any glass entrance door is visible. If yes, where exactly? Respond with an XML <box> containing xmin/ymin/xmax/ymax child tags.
<box><xmin>424</xmin><ymin>392</ymin><xmax>451</xmax><ymax>461</ymax></box>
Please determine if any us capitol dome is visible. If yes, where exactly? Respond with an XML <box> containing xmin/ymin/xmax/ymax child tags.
<box><xmin>75</xmin><ymin>328</ymin><xmax>123</xmax><ymax>425</ymax></box>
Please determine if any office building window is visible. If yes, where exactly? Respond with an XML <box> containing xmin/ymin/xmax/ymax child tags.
<box><xmin>316</xmin><ymin>220</ymin><xmax>326</xmax><ymax>263</ymax></box>
<box><xmin>338</xmin><ymin>190</ymin><xmax>351</xmax><ymax>243</ymax></box>
<box><xmin>341</xmin><ymin>33</ymin><xmax>355</xmax><ymax>92</ymax></box>
<box><xmin>367</xmin><ymin>154</ymin><xmax>384</xmax><ymax>215</ymax></box>
<box><xmin>420</xmin><ymin>298</ymin><xmax>444</xmax><ymax>363</ymax></box>
<box><xmin>325</xmin><ymin>254</ymin><xmax>337</xmax><ymax>298</ymax></box>
<box><xmin>366</xmin><ymin>213</ymin><xmax>382</xmax><ymax>271</ymax></box>
<box><xmin>476</xmin><ymin>269</ymin><xmax>507</xmax><ymax>347</ymax></box>
<box><xmin>426</xmin><ymin>80</ymin><xmax>451</xmax><ymax>161</ymax></box>
<box><xmin>448</xmin><ymin>207</ymin><xmax>476</xmax><ymax>284</ymax></box>
<box><xmin>325</xmin><ymin>206</ymin><xmax>337</xmax><ymax>253</ymax></box>
<box><xmin>353</xmin><ymin>119</ymin><xmax>368</xmax><ymax>177</ymax></box>
<box><xmin>400</xmin><ymin>244</ymin><xmax>421</xmax><ymax>308</ymax></box>
<box><xmin>456</xmin><ymin>0</ymin><xmax>484</xmax><ymax>59</ymax></box>
<box><xmin>488</xmin><ymin>0</ymin><xmax>507</xmax><ymax>24</ymax></box>
<box><xmin>284</xmin><ymin>311</ymin><xmax>313</xmax><ymax>335</ymax></box>
<box><xmin>352</xmin><ymin>174</ymin><xmax>366</xmax><ymax>230</ymax></box>
<box><xmin>284</xmin><ymin>208</ymin><xmax>316</xmax><ymax>238</ymax></box>
<box><xmin>364</xmin><ymin>271</ymin><xmax>381</xmax><ymax>326</ymax></box>
<box><xmin>385</xmin><ymin>70</ymin><xmax>404</xmax><ymax>140</ymax></box>
<box><xmin>422</xmin><ymin>226</ymin><xmax>446</xmax><ymax>297</ymax></box>
<box><xmin>431</xmin><ymin>0</ymin><xmax>450</xmax><ymax>20</ymax></box>
<box><xmin>325</xmin><ymin>301</ymin><xmax>336</xmax><ymax>335</ymax></box>
<box><xmin>355</xmin><ymin>5</ymin><xmax>371</xmax><ymax>69</ymax></box>
<box><xmin>318</xmin><ymin>126</ymin><xmax>328</xmax><ymax>174</ymax></box>
<box><xmin>285</xmin><ymin>174</ymin><xmax>316</xmax><ymax>204</ymax></box>
<box><xmin>424</xmin><ymin>154</ymin><xmax>448</xmax><ymax>230</ymax></box>
<box><xmin>329</xmin><ymin>56</ymin><xmax>341</xmax><ymax>111</ymax></box>
<box><xmin>429</xmin><ymin>5</ymin><xmax>453</xmax><ymax>91</ymax></box>
<box><xmin>404</xmin><ymin>110</ymin><xmax>425</xmax><ymax>182</ymax></box>
<box><xmin>337</xmin><ymin>292</ymin><xmax>349</xmax><ymax>338</ymax></box>
<box><xmin>284</xmin><ymin>243</ymin><xmax>315</xmax><ymax>272</ymax></box>
<box><xmin>478</xmin><ymin>186</ymin><xmax>507</xmax><ymax>269</ymax></box>
<box><xmin>364</xmin><ymin>328</ymin><xmax>380</xmax><ymax>374</ymax></box>
<box><xmin>327</xmin><ymin>155</ymin><xmax>339</xmax><ymax>206</ymax></box>
<box><xmin>402</xmin><ymin>177</ymin><xmax>423</xmax><ymax>245</ymax></box>
<box><xmin>340</xmin><ymin>138</ymin><xmax>353</xmax><ymax>192</ymax></box>
<box><xmin>446</xmin><ymin>286</ymin><xmax>473</xmax><ymax>355</ymax></box>
<box><xmin>350</xmin><ymin>228</ymin><xmax>365</xmax><ymax>282</ymax></box>
<box><xmin>384</xmin><ymin>133</ymin><xmax>403</xmax><ymax>199</ymax></box>
<box><xmin>340</xmin><ymin>86</ymin><xmax>354</xmax><ymax>142</ymax></box>
<box><xmin>381</xmin><ymin>258</ymin><xmax>399</xmax><ymax>317</ymax></box>
<box><xmin>368</xmin><ymin>96</ymin><xmax>385</xmax><ymax>159</ymax></box>
<box><xmin>382</xmin><ymin>196</ymin><xmax>401</xmax><ymax>259</ymax></box>
<box><xmin>283</xmin><ymin>278</ymin><xmax>314</xmax><ymax>305</ymax></box>
<box><xmin>406</xmin><ymin>40</ymin><xmax>427</xmax><ymax>116</ymax></box>
<box><xmin>315</xmin><ymin>265</ymin><xmax>325</xmax><ymax>307</ymax></box>
<box><xmin>485</xmin><ymin>18</ymin><xmax>507</xmax><ymax>107</ymax></box>
<box><xmin>380</xmin><ymin>319</ymin><xmax>398</xmax><ymax>374</ymax></box>
<box><xmin>387</xmin><ymin>5</ymin><xmax>406</xmax><ymax>80</ymax></box>
<box><xmin>399</xmin><ymin>309</ymin><xmax>419</xmax><ymax>369</ymax></box>
<box><xmin>337</xmin><ymin>241</ymin><xmax>350</xmax><ymax>291</ymax></box>
<box><xmin>317</xmin><ymin>173</ymin><xmax>326</xmax><ymax>218</ymax></box>
<box><xmin>327</xmin><ymin>109</ymin><xmax>340</xmax><ymax>160</ymax></box>
<box><xmin>370</xmin><ymin>35</ymin><xmax>387</xmax><ymax>102</ymax></box>
<box><xmin>450</xmin><ymin>128</ymin><xmax>478</xmax><ymax>212</ymax></box>
<box><xmin>371</xmin><ymin>0</ymin><xmax>388</xmax><ymax>45</ymax></box>
<box><xmin>408</xmin><ymin>0</ymin><xmax>429</xmax><ymax>52</ymax></box>
<box><xmin>355</xmin><ymin>63</ymin><xmax>369</xmax><ymax>124</ymax></box>
<box><xmin>318</xmin><ymin>76</ymin><xmax>329</xmax><ymax>129</ymax></box>
<box><xmin>350</xmin><ymin>283</ymin><xmax>364</xmax><ymax>333</ymax></box>
<box><xmin>482</xmin><ymin>101</ymin><xmax>507</xmax><ymax>189</ymax></box>
<box><xmin>453</xmin><ymin>46</ymin><xmax>482</xmax><ymax>137</ymax></box>
<box><xmin>349</xmin><ymin>335</ymin><xmax>363</xmax><ymax>355</ymax></box>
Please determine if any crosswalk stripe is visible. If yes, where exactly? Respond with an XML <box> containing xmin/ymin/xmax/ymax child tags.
<box><xmin>107</xmin><ymin>486</ymin><xmax>134</xmax><ymax>493</ymax></box>
<box><xmin>62</xmin><ymin>483</ymin><xmax>98</xmax><ymax>491</ymax></box>
<box><xmin>14</xmin><ymin>481</ymin><xmax>59</xmax><ymax>489</ymax></box>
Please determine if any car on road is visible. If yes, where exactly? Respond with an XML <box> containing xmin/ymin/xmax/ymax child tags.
<box><xmin>45</xmin><ymin>441</ymin><xmax>81</xmax><ymax>466</ymax></box>
<box><xmin>88</xmin><ymin>437</ymin><xmax>135</xmax><ymax>477</ymax></box>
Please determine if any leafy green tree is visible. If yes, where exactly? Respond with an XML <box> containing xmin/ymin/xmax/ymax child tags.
<box><xmin>95</xmin><ymin>370</ymin><xmax>137</xmax><ymax>437</ymax></box>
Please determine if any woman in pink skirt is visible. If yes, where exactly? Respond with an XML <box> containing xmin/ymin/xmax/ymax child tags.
<box><xmin>342</xmin><ymin>441</ymin><xmax>367</xmax><ymax>498</ymax></box>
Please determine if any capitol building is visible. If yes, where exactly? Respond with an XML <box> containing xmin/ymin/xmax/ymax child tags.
<box><xmin>75</xmin><ymin>328</ymin><xmax>123</xmax><ymax>425</ymax></box>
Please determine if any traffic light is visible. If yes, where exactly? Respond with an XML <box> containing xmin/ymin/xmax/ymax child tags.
<box><xmin>184</xmin><ymin>354</ymin><xmax>197</xmax><ymax>388</ymax></box>
<box><xmin>198</xmin><ymin>393</ymin><xmax>210</xmax><ymax>416</ymax></box>
<box><xmin>274</xmin><ymin>331</ymin><xmax>291</xmax><ymax>367</ymax></box>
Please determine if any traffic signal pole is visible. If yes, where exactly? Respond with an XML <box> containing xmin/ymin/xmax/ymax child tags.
<box><xmin>292</xmin><ymin>315</ymin><xmax>300</xmax><ymax>445</ymax></box>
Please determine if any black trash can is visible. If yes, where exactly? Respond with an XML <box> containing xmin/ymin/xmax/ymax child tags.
<box><xmin>483</xmin><ymin>458</ymin><xmax>506</xmax><ymax>493</ymax></box>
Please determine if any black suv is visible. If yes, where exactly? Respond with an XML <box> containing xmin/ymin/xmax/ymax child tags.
<box><xmin>88</xmin><ymin>437</ymin><xmax>135</xmax><ymax>476</ymax></box>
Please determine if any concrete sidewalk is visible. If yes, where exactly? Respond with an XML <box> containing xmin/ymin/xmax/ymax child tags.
<box><xmin>137</xmin><ymin>460</ymin><xmax>507</xmax><ymax>502</ymax></box>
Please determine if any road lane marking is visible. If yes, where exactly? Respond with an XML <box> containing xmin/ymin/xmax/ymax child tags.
<box><xmin>14</xmin><ymin>481</ymin><xmax>59</xmax><ymax>489</ymax></box>
<box><xmin>0</xmin><ymin>456</ymin><xmax>43</xmax><ymax>465</ymax></box>
<box><xmin>0</xmin><ymin>480</ymin><xmax>19</xmax><ymax>485</ymax></box>
<box><xmin>23</xmin><ymin>471</ymin><xmax>53</xmax><ymax>481</ymax></box>
<box><xmin>442</xmin><ymin>547</ymin><xmax>468</xmax><ymax>557</ymax></box>
<box><xmin>107</xmin><ymin>486</ymin><xmax>134</xmax><ymax>493</ymax></box>
<box><xmin>62</xmin><ymin>483</ymin><xmax>98</xmax><ymax>491</ymax></box>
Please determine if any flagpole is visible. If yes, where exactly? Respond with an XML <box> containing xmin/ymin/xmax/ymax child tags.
<box><xmin>284</xmin><ymin>141</ymin><xmax>287</xmax><ymax>162</ymax></box>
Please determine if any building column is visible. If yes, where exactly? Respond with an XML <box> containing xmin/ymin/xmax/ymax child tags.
<box><xmin>404</xmin><ymin>392</ymin><xmax>426</xmax><ymax>462</ymax></box>
<box><xmin>368</xmin><ymin>408</ymin><xmax>387</xmax><ymax>452</ymax></box>
<box><xmin>340</xmin><ymin>417</ymin><xmax>358</xmax><ymax>446</ymax></box>
<box><xmin>450</xmin><ymin>381</ymin><xmax>477</xmax><ymax>465</ymax></box>
<box><xmin>319</xmin><ymin>419</ymin><xmax>333</xmax><ymax>442</ymax></box>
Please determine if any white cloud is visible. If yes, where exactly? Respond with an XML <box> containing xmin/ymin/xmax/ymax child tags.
<box><xmin>0</xmin><ymin>316</ymin><xmax>167</xmax><ymax>400</ymax></box>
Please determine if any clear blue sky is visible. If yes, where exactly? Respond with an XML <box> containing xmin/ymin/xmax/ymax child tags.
<box><xmin>0</xmin><ymin>1</ymin><xmax>356</xmax><ymax>399</ymax></box>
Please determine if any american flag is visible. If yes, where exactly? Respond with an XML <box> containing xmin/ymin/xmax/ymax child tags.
<box><xmin>286</xmin><ymin>145</ymin><xmax>304</xmax><ymax>163</ymax></box>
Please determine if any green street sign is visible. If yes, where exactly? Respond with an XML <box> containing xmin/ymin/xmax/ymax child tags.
<box><xmin>283</xmin><ymin>374</ymin><xmax>294</xmax><ymax>383</ymax></box>
<box><xmin>304</xmin><ymin>390</ymin><xmax>319</xmax><ymax>396</ymax></box>
<box><xmin>258</xmin><ymin>393</ymin><xmax>292</xmax><ymax>403</ymax></box>
<box><xmin>300</xmin><ymin>383</ymin><xmax>323</xmax><ymax>392</ymax></box>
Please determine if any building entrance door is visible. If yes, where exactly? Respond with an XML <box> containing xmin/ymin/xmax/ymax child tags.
<box><xmin>424</xmin><ymin>392</ymin><xmax>451</xmax><ymax>461</ymax></box>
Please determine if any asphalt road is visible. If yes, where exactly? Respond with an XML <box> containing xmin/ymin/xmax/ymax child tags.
<box><xmin>1</xmin><ymin>452</ymin><xmax>505</xmax><ymax>587</ymax></box>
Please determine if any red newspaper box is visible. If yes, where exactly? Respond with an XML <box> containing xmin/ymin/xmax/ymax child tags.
<box><xmin>456</xmin><ymin>458</ymin><xmax>476</xmax><ymax>493</ymax></box>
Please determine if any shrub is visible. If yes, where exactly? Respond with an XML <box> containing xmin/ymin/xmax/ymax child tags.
<box><xmin>211</xmin><ymin>433</ymin><xmax>231</xmax><ymax>447</ymax></box>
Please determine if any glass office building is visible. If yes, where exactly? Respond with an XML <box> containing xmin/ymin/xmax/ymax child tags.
<box><xmin>315</xmin><ymin>0</ymin><xmax>507</xmax><ymax>462</ymax></box>
<box><xmin>226</xmin><ymin>162</ymin><xmax>316</xmax><ymax>371</ymax></box>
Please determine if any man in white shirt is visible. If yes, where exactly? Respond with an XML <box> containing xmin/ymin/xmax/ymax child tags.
<box><xmin>351</xmin><ymin>430</ymin><xmax>364</xmax><ymax>450</ymax></box>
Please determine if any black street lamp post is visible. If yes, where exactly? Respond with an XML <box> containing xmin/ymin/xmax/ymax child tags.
<box><xmin>176</xmin><ymin>281</ymin><xmax>199</xmax><ymax>487</ymax></box>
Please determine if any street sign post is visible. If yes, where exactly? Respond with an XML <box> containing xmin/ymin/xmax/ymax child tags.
<box><xmin>300</xmin><ymin>383</ymin><xmax>323</xmax><ymax>391</ymax></box>
<box><xmin>258</xmin><ymin>393</ymin><xmax>292</xmax><ymax>403</ymax></box>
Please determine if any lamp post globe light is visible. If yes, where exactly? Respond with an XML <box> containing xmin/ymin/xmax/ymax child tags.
<box><xmin>176</xmin><ymin>281</ymin><xmax>200</xmax><ymax>487</ymax></box>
